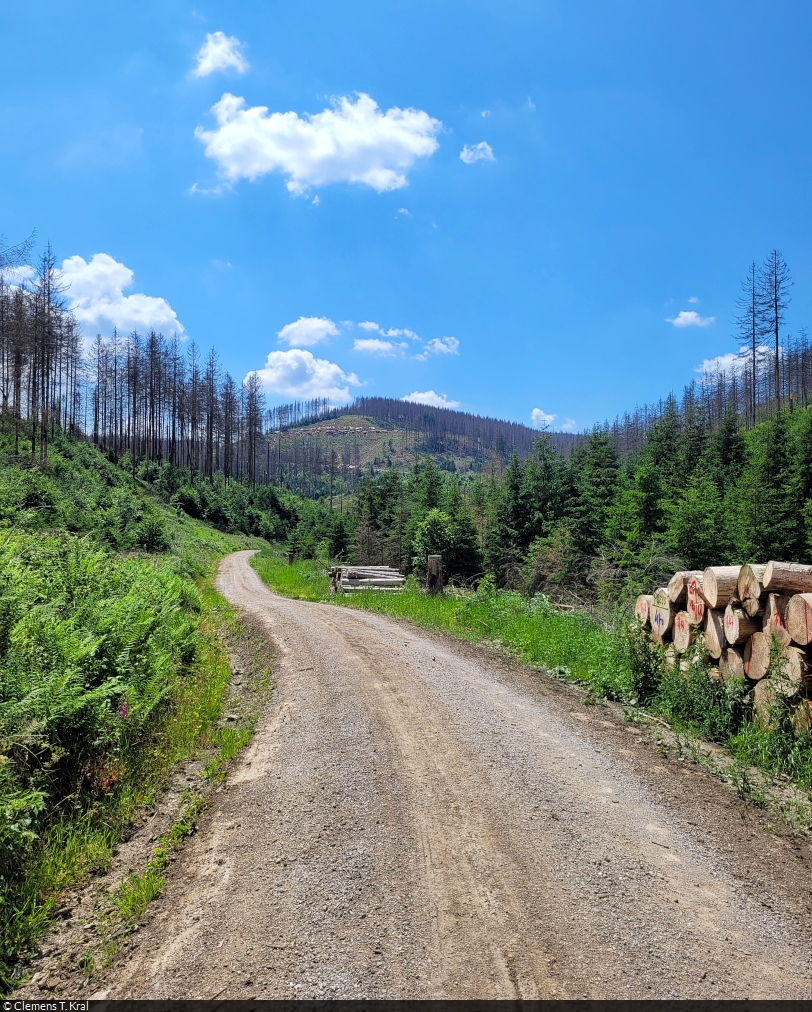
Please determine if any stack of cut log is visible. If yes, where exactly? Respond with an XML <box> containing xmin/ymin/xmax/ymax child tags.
<box><xmin>329</xmin><ymin>565</ymin><xmax>406</xmax><ymax>593</ymax></box>
<box><xmin>635</xmin><ymin>562</ymin><xmax>812</xmax><ymax>726</ymax></box>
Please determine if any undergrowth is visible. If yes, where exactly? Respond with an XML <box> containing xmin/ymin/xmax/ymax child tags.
<box><xmin>0</xmin><ymin>432</ymin><xmax>270</xmax><ymax>991</ymax></box>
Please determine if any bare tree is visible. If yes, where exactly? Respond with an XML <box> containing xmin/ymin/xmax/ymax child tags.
<box><xmin>734</xmin><ymin>261</ymin><xmax>765</xmax><ymax>427</ymax></box>
<box><xmin>761</xmin><ymin>249</ymin><xmax>792</xmax><ymax>410</ymax></box>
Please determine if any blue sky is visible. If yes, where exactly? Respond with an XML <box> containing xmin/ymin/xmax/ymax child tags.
<box><xmin>3</xmin><ymin>0</ymin><xmax>812</xmax><ymax>430</ymax></box>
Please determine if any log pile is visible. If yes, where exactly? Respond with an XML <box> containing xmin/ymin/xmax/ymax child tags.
<box><xmin>635</xmin><ymin>562</ymin><xmax>812</xmax><ymax>726</ymax></box>
<box><xmin>329</xmin><ymin>565</ymin><xmax>406</xmax><ymax>593</ymax></box>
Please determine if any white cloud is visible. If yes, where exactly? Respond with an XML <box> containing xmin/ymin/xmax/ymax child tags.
<box><xmin>562</xmin><ymin>418</ymin><xmax>578</xmax><ymax>432</ymax></box>
<box><xmin>195</xmin><ymin>92</ymin><xmax>442</xmax><ymax>195</ymax></box>
<box><xmin>277</xmin><ymin>316</ymin><xmax>338</xmax><ymax>347</ymax></box>
<box><xmin>353</xmin><ymin>338</ymin><xmax>407</xmax><ymax>356</ymax></box>
<box><xmin>402</xmin><ymin>390</ymin><xmax>459</xmax><ymax>409</ymax></box>
<box><xmin>688</xmin><ymin>295</ymin><xmax>698</xmax><ymax>303</ymax></box>
<box><xmin>414</xmin><ymin>335</ymin><xmax>459</xmax><ymax>361</ymax></box>
<box><xmin>527</xmin><ymin>96</ymin><xmax>536</xmax><ymax>111</ymax></box>
<box><xmin>4</xmin><ymin>264</ymin><xmax>35</xmax><ymax>285</ymax></box>
<box><xmin>665</xmin><ymin>310</ymin><xmax>715</xmax><ymax>328</ymax></box>
<box><xmin>312</xmin><ymin>195</ymin><xmax>320</xmax><ymax>206</ymax></box>
<box><xmin>481</xmin><ymin>110</ymin><xmax>491</xmax><ymax>118</ymax></box>
<box><xmin>251</xmin><ymin>348</ymin><xmax>360</xmax><ymax>401</ymax></box>
<box><xmin>531</xmin><ymin>408</ymin><xmax>555</xmax><ymax>428</ymax></box>
<box><xmin>61</xmin><ymin>253</ymin><xmax>185</xmax><ymax>338</ymax></box>
<box><xmin>397</xmin><ymin>207</ymin><xmax>409</xmax><ymax>215</ymax></box>
<box><xmin>193</xmin><ymin>32</ymin><xmax>249</xmax><ymax>77</ymax></box>
<box><xmin>460</xmin><ymin>141</ymin><xmax>495</xmax><ymax>165</ymax></box>
<box><xmin>696</xmin><ymin>344</ymin><xmax>771</xmax><ymax>377</ymax></box>
<box><xmin>424</xmin><ymin>336</ymin><xmax>459</xmax><ymax>355</ymax></box>
<box><xmin>358</xmin><ymin>320</ymin><xmax>419</xmax><ymax>340</ymax></box>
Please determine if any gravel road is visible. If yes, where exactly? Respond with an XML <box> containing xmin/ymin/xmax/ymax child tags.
<box><xmin>98</xmin><ymin>550</ymin><xmax>812</xmax><ymax>999</ymax></box>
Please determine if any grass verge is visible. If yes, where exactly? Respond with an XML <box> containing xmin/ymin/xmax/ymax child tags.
<box><xmin>251</xmin><ymin>546</ymin><xmax>812</xmax><ymax>826</ymax></box>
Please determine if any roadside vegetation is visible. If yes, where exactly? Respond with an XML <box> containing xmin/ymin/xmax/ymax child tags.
<box><xmin>253</xmin><ymin>546</ymin><xmax>812</xmax><ymax>813</ymax></box>
<box><xmin>0</xmin><ymin>424</ymin><xmax>274</xmax><ymax>991</ymax></box>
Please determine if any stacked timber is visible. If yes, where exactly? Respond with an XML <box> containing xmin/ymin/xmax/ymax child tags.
<box><xmin>329</xmin><ymin>565</ymin><xmax>406</xmax><ymax>593</ymax></box>
<box><xmin>634</xmin><ymin>561</ymin><xmax>812</xmax><ymax>727</ymax></box>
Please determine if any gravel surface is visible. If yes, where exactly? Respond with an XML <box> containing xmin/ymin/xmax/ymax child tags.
<box><xmin>89</xmin><ymin>550</ymin><xmax>812</xmax><ymax>999</ymax></box>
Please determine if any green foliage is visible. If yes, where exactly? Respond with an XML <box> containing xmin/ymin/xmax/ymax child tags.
<box><xmin>0</xmin><ymin>431</ymin><xmax>265</xmax><ymax>989</ymax></box>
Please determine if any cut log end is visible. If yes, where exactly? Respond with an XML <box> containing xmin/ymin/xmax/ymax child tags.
<box><xmin>702</xmin><ymin>566</ymin><xmax>742</xmax><ymax>610</ymax></box>
<box><xmin>786</xmin><ymin>593</ymin><xmax>812</xmax><ymax>646</ymax></box>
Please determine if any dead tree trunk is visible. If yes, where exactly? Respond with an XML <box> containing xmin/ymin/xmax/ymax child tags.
<box><xmin>427</xmin><ymin>555</ymin><xmax>443</xmax><ymax>594</ymax></box>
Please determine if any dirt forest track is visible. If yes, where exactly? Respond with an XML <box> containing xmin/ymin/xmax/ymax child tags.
<box><xmin>99</xmin><ymin>551</ymin><xmax>812</xmax><ymax>999</ymax></box>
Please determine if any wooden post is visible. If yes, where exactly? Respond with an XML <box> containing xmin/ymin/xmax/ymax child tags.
<box><xmin>427</xmin><ymin>555</ymin><xmax>443</xmax><ymax>594</ymax></box>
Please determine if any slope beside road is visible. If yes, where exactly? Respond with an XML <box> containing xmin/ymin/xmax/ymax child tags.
<box><xmin>89</xmin><ymin>550</ymin><xmax>812</xmax><ymax>999</ymax></box>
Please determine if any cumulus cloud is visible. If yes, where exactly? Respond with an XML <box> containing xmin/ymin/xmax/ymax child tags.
<box><xmin>696</xmin><ymin>345</ymin><xmax>771</xmax><ymax>377</ymax></box>
<box><xmin>353</xmin><ymin>338</ymin><xmax>407</xmax><ymax>356</ymax></box>
<box><xmin>358</xmin><ymin>320</ymin><xmax>419</xmax><ymax>340</ymax></box>
<box><xmin>61</xmin><ymin>253</ymin><xmax>185</xmax><ymax>338</ymax></box>
<box><xmin>277</xmin><ymin>316</ymin><xmax>338</xmax><ymax>347</ymax></box>
<box><xmin>195</xmin><ymin>92</ymin><xmax>442</xmax><ymax>194</ymax></box>
<box><xmin>193</xmin><ymin>32</ymin><xmax>249</xmax><ymax>77</ymax></box>
<box><xmin>414</xmin><ymin>335</ymin><xmax>459</xmax><ymax>361</ymax></box>
<box><xmin>460</xmin><ymin>141</ymin><xmax>495</xmax><ymax>164</ymax></box>
<box><xmin>401</xmin><ymin>390</ymin><xmax>460</xmax><ymax>409</ymax></box>
<box><xmin>688</xmin><ymin>295</ymin><xmax>698</xmax><ymax>303</ymax></box>
<box><xmin>424</xmin><ymin>336</ymin><xmax>459</xmax><ymax>355</ymax></box>
<box><xmin>561</xmin><ymin>418</ymin><xmax>578</xmax><ymax>432</ymax></box>
<box><xmin>666</xmin><ymin>310</ymin><xmax>715</xmax><ymax>328</ymax></box>
<box><xmin>250</xmin><ymin>348</ymin><xmax>360</xmax><ymax>401</ymax></box>
<box><xmin>4</xmin><ymin>264</ymin><xmax>35</xmax><ymax>284</ymax></box>
<box><xmin>531</xmin><ymin>408</ymin><xmax>555</xmax><ymax>428</ymax></box>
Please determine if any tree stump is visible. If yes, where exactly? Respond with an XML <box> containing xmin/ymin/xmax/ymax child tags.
<box><xmin>427</xmin><ymin>555</ymin><xmax>443</xmax><ymax>594</ymax></box>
